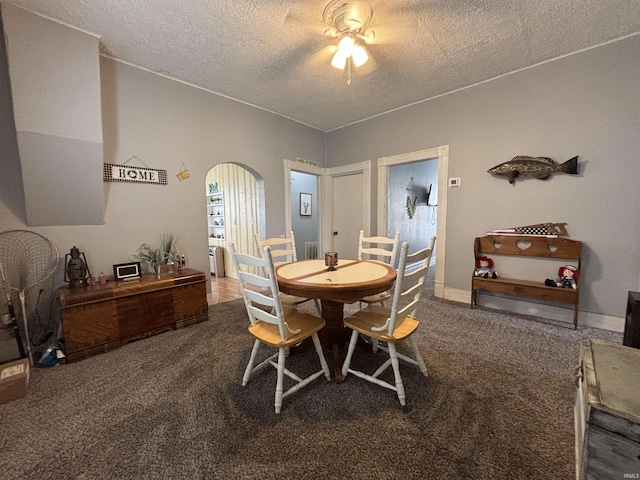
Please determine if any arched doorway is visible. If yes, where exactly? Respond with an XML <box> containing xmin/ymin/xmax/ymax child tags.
<box><xmin>205</xmin><ymin>163</ymin><xmax>264</xmax><ymax>279</ymax></box>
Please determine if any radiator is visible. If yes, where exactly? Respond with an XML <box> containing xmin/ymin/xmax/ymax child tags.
<box><xmin>304</xmin><ymin>242</ymin><xmax>318</xmax><ymax>260</ymax></box>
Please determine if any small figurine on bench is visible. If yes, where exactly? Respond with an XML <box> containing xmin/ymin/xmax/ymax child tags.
<box><xmin>474</xmin><ymin>256</ymin><xmax>498</xmax><ymax>279</ymax></box>
<box><xmin>545</xmin><ymin>265</ymin><xmax>579</xmax><ymax>289</ymax></box>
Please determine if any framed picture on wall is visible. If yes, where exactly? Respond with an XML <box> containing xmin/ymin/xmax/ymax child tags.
<box><xmin>300</xmin><ymin>192</ymin><xmax>312</xmax><ymax>216</ymax></box>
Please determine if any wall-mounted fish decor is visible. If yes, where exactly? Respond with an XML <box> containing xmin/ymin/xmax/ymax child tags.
<box><xmin>488</xmin><ymin>156</ymin><xmax>579</xmax><ymax>184</ymax></box>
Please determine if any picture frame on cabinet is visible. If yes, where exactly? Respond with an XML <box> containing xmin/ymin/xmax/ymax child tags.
<box><xmin>113</xmin><ymin>262</ymin><xmax>142</xmax><ymax>281</ymax></box>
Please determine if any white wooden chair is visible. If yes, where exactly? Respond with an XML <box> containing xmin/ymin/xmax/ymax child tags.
<box><xmin>341</xmin><ymin>241</ymin><xmax>433</xmax><ymax>406</ymax></box>
<box><xmin>254</xmin><ymin>231</ymin><xmax>321</xmax><ymax>316</ymax></box>
<box><xmin>229</xmin><ymin>242</ymin><xmax>331</xmax><ymax>413</ymax></box>
<box><xmin>357</xmin><ymin>230</ymin><xmax>400</xmax><ymax>307</ymax></box>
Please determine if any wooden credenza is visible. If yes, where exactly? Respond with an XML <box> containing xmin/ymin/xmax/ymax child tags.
<box><xmin>59</xmin><ymin>268</ymin><xmax>208</xmax><ymax>363</ymax></box>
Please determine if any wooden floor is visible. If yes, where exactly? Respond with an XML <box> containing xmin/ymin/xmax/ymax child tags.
<box><xmin>210</xmin><ymin>275</ymin><xmax>243</xmax><ymax>304</ymax></box>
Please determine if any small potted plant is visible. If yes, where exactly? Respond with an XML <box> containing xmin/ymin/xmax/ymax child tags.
<box><xmin>133</xmin><ymin>232</ymin><xmax>179</xmax><ymax>275</ymax></box>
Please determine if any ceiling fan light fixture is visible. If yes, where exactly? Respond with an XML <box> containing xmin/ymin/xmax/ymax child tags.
<box><xmin>323</xmin><ymin>1</ymin><xmax>373</xmax><ymax>77</ymax></box>
<box><xmin>331</xmin><ymin>51</ymin><xmax>347</xmax><ymax>70</ymax></box>
<box><xmin>338</xmin><ymin>35</ymin><xmax>355</xmax><ymax>57</ymax></box>
<box><xmin>352</xmin><ymin>45</ymin><xmax>368</xmax><ymax>67</ymax></box>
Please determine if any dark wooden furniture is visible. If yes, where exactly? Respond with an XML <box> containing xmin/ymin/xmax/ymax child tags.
<box><xmin>275</xmin><ymin>259</ymin><xmax>396</xmax><ymax>383</ymax></box>
<box><xmin>624</xmin><ymin>291</ymin><xmax>640</xmax><ymax>349</ymax></box>
<box><xmin>574</xmin><ymin>338</ymin><xmax>640</xmax><ymax>479</ymax></box>
<box><xmin>471</xmin><ymin>235</ymin><xmax>582</xmax><ymax>328</ymax></box>
<box><xmin>59</xmin><ymin>268</ymin><xmax>208</xmax><ymax>363</ymax></box>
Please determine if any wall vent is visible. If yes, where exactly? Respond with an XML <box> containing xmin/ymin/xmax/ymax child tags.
<box><xmin>304</xmin><ymin>242</ymin><xmax>318</xmax><ymax>260</ymax></box>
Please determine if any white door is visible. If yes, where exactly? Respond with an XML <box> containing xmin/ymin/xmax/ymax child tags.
<box><xmin>331</xmin><ymin>172</ymin><xmax>363</xmax><ymax>259</ymax></box>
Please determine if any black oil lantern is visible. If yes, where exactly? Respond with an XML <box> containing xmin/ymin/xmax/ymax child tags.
<box><xmin>64</xmin><ymin>246</ymin><xmax>91</xmax><ymax>289</ymax></box>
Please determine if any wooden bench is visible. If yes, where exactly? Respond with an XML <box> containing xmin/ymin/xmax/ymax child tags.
<box><xmin>471</xmin><ymin>235</ymin><xmax>582</xmax><ymax>328</ymax></box>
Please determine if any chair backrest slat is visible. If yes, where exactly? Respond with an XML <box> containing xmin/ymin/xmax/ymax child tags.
<box><xmin>396</xmin><ymin>298</ymin><xmax>420</xmax><ymax>319</ymax></box>
<box><xmin>385</xmin><ymin>237</ymin><xmax>436</xmax><ymax>336</ymax></box>
<box><xmin>248</xmin><ymin>304</ymin><xmax>278</xmax><ymax>324</ymax></box>
<box><xmin>237</xmin><ymin>270</ymin><xmax>272</xmax><ymax>290</ymax></box>
<box><xmin>229</xmin><ymin>242</ymin><xmax>290</xmax><ymax>341</ymax></box>
<box><xmin>358</xmin><ymin>230</ymin><xmax>400</xmax><ymax>267</ymax></box>
<box><xmin>243</xmin><ymin>288</ymin><xmax>276</xmax><ymax>307</ymax></box>
<box><xmin>254</xmin><ymin>231</ymin><xmax>298</xmax><ymax>263</ymax></box>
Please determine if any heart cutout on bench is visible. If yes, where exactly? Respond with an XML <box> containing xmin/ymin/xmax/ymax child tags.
<box><xmin>516</xmin><ymin>240</ymin><xmax>532</xmax><ymax>250</ymax></box>
<box><xmin>548</xmin><ymin>244</ymin><xmax>558</xmax><ymax>253</ymax></box>
<box><xmin>493</xmin><ymin>241</ymin><xmax>502</xmax><ymax>249</ymax></box>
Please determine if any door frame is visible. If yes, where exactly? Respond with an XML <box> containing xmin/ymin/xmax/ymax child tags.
<box><xmin>284</xmin><ymin>159</ymin><xmax>324</xmax><ymax>250</ymax></box>
<box><xmin>284</xmin><ymin>159</ymin><xmax>371</xmax><ymax>255</ymax></box>
<box><xmin>377</xmin><ymin>145</ymin><xmax>448</xmax><ymax>298</ymax></box>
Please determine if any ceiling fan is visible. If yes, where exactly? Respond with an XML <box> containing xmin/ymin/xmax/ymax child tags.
<box><xmin>284</xmin><ymin>0</ymin><xmax>413</xmax><ymax>84</ymax></box>
<box><xmin>321</xmin><ymin>0</ymin><xmax>376</xmax><ymax>84</ymax></box>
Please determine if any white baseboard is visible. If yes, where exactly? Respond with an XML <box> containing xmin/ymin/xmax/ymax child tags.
<box><xmin>441</xmin><ymin>286</ymin><xmax>469</xmax><ymax>304</ymax></box>
<box><xmin>439</xmin><ymin>289</ymin><xmax>624</xmax><ymax>333</ymax></box>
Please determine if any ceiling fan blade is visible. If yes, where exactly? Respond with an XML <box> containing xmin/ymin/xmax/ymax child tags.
<box><xmin>361</xmin><ymin>23</ymin><xmax>416</xmax><ymax>44</ymax></box>
<box><xmin>342</xmin><ymin>1</ymin><xmax>373</xmax><ymax>30</ymax></box>
<box><xmin>355</xmin><ymin>47</ymin><xmax>377</xmax><ymax>75</ymax></box>
<box><xmin>305</xmin><ymin>45</ymin><xmax>339</xmax><ymax>69</ymax></box>
<box><xmin>285</xmin><ymin>10</ymin><xmax>334</xmax><ymax>37</ymax></box>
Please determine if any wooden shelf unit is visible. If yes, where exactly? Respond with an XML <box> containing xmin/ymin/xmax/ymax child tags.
<box><xmin>207</xmin><ymin>192</ymin><xmax>225</xmax><ymax>243</ymax></box>
<box><xmin>59</xmin><ymin>268</ymin><xmax>208</xmax><ymax>362</ymax></box>
<box><xmin>471</xmin><ymin>235</ymin><xmax>582</xmax><ymax>328</ymax></box>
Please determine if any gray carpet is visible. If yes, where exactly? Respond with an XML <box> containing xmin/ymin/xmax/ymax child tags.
<box><xmin>0</xmin><ymin>289</ymin><xmax>621</xmax><ymax>479</ymax></box>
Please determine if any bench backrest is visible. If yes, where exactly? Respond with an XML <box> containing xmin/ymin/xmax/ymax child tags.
<box><xmin>474</xmin><ymin>235</ymin><xmax>581</xmax><ymax>264</ymax></box>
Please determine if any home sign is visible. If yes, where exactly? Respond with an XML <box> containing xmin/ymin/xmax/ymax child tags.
<box><xmin>103</xmin><ymin>163</ymin><xmax>168</xmax><ymax>185</ymax></box>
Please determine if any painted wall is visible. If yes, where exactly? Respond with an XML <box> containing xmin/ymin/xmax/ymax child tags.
<box><xmin>326</xmin><ymin>35</ymin><xmax>640</xmax><ymax>322</ymax></box>
<box><xmin>1</xmin><ymin>4</ymin><xmax>104</xmax><ymax>226</ymax></box>
<box><xmin>0</xmin><ymin>11</ymin><xmax>325</xmax><ymax>293</ymax></box>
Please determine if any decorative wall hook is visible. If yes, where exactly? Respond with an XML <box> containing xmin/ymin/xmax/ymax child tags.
<box><xmin>406</xmin><ymin>177</ymin><xmax>417</xmax><ymax>218</ymax></box>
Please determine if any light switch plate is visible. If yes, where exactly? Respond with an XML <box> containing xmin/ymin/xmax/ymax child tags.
<box><xmin>448</xmin><ymin>177</ymin><xmax>461</xmax><ymax>187</ymax></box>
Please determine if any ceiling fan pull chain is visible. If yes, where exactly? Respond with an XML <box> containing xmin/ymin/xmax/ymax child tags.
<box><xmin>347</xmin><ymin>57</ymin><xmax>352</xmax><ymax>85</ymax></box>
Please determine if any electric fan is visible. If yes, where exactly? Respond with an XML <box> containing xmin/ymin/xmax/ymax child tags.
<box><xmin>0</xmin><ymin>230</ymin><xmax>59</xmax><ymax>366</ymax></box>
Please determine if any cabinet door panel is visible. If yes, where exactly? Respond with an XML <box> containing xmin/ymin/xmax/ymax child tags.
<box><xmin>584</xmin><ymin>424</ymin><xmax>640</xmax><ymax>479</ymax></box>
<box><xmin>173</xmin><ymin>282</ymin><xmax>208</xmax><ymax>321</ymax></box>
<box><xmin>62</xmin><ymin>301</ymin><xmax>118</xmax><ymax>353</ymax></box>
<box><xmin>118</xmin><ymin>290</ymin><xmax>174</xmax><ymax>343</ymax></box>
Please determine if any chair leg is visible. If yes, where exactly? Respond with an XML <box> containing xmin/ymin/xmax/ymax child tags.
<box><xmin>388</xmin><ymin>343</ymin><xmax>406</xmax><ymax>406</ymax></box>
<box><xmin>243</xmin><ymin>339</ymin><xmax>261</xmax><ymax>386</ymax></box>
<box><xmin>408</xmin><ymin>336</ymin><xmax>428</xmax><ymax>376</ymax></box>
<box><xmin>275</xmin><ymin>347</ymin><xmax>286</xmax><ymax>414</ymax></box>
<box><xmin>311</xmin><ymin>333</ymin><xmax>331</xmax><ymax>380</ymax></box>
<box><xmin>313</xmin><ymin>299</ymin><xmax>322</xmax><ymax>317</ymax></box>
<box><xmin>341</xmin><ymin>329</ymin><xmax>359</xmax><ymax>378</ymax></box>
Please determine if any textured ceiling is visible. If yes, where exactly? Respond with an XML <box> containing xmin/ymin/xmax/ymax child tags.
<box><xmin>4</xmin><ymin>0</ymin><xmax>640</xmax><ymax>131</ymax></box>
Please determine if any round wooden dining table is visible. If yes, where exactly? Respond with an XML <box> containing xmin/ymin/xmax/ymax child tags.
<box><xmin>275</xmin><ymin>259</ymin><xmax>396</xmax><ymax>383</ymax></box>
